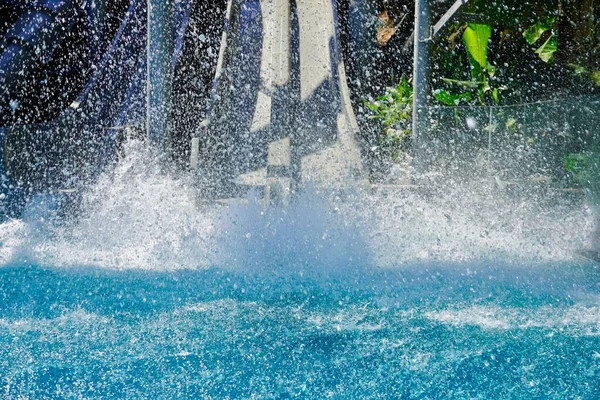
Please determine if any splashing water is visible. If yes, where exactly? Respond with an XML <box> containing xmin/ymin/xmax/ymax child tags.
<box><xmin>0</xmin><ymin>140</ymin><xmax>599</xmax><ymax>398</ymax></box>
<box><xmin>0</xmin><ymin>139</ymin><xmax>592</xmax><ymax>271</ymax></box>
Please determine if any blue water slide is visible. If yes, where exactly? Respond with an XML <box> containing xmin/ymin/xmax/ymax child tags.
<box><xmin>208</xmin><ymin>0</ymin><xmax>263</xmax><ymax>165</ymax></box>
<box><xmin>0</xmin><ymin>0</ymin><xmax>195</xmax><ymax>217</ymax></box>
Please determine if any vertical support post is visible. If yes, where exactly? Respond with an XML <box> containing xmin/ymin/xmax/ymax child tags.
<box><xmin>146</xmin><ymin>0</ymin><xmax>173</xmax><ymax>147</ymax></box>
<box><xmin>412</xmin><ymin>0</ymin><xmax>430</xmax><ymax>173</ymax></box>
<box><xmin>487</xmin><ymin>106</ymin><xmax>493</xmax><ymax>177</ymax></box>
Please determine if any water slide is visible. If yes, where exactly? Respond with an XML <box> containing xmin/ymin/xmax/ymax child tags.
<box><xmin>0</xmin><ymin>0</ymin><xmax>367</xmax><ymax>214</ymax></box>
<box><xmin>0</xmin><ymin>0</ymin><xmax>198</xmax><ymax>215</ymax></box>
<box><xmin>192</xmin><ymin>0</ymin><xmax>365</xmax><ymax>201</ymax></box>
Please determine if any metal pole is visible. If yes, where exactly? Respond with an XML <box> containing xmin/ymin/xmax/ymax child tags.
<box><xmin>432</xmin><ymin>0</ymin><xmax>469</xmax><ymax>38</ymax></box>
<box><xmin>412</xmin><ymin>0</ymin><xmax>430</xmax><ymax>172</ymax></box>
<box><xmin>146</xmin><ymin>0</ymin><xmax>173</xmax><ymax>147</ymax></box>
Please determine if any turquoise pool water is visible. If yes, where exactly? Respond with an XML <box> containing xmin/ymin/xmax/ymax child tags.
<box><xmin>1</xmin><ymin>144</ymin><xmax>597</xmax><ymax>398</ymax></box>
<box><xmin>0</xmin><ymin>262</ymin><xmax>598</xmax><ymax>398</ymax></box>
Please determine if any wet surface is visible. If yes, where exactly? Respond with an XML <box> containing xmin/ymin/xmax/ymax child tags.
<box><xmin>0</xmin><ymin>262</ymin><xmax>598</xmax><ymax>398</ymax></box>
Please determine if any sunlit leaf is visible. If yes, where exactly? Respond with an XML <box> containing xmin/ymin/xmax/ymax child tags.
<box><xmin>535</xmin><ymin>33</ymin><xmax>557</xmax><ymax>63</ymax></box>
<box><xmin>523</xmin><ymin>17</ymin><xmax>555</xmax><ymax>45</ymax></box>
<box><xmin>523</xmin><ymin>18</ymin><xmax>557</xmax><ymax>63</ymax></box>
<box><xmin>483</xmin><ymin>123</ymin><xmax>497</xmax><ymax>133</ymax></box>
<box><xmin>363</xmin><ymin>101</ymin><xmax>380</xmax><ymax>112</ymax></box>
<box><xmin>462</xmin><ymin>23</ymin><xmax>491</xmax><ymax>72</ymax></box>
<box><xmin>505</xmin><ymin>118</ymin><xmax>517</xmax><ymax>128</ymax></box>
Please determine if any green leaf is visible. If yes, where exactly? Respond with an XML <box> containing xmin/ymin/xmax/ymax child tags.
<box><xmin>463</xmin><ymin>23</ymin><xmax>492</xmax><ymax>73</ymax></box>
<box><xmin>564</xmin><ymin>154</ymin><xmax>587</xmax><ymax>174</ymax></box>
<box><xmin>433</xmin><ymin>89</ymin><xmax>472</xmax><ymax>106</ymax></box>
<box><xmin>441</xmin><ymin>78</ymin><xmax>481</xmax><ymax>88</ymax></box>
<box><xmin>523</xmin><ymin>18</ymin><xmax>557</xmax><ymax>63</ymax></box>
<box><xmin>523</xmin><ymin>17</ymin><xmax>555</xmax><ymax>45</ymax></box>
<box><xmin>564</xmin><ymin>153</ymin><xmax>594</xmax><ymax>186</ymax></box>
<box><xmin>591</xmin><ymin>71</ymin><xmax>600</xmax><ymax>86</ymax></box>
<box><xmin>363</xmin><ymin>101</ymin><xmax>380</xmax><ymax>112</ymax></box>
<box><xmin>535</xmin><ymin>33</ymin><xmax>557</xmax><ymax>63</ymax></box>
<box><xmin>362</xmin><ymin>75</ymin><xmax>413</xmax><ymax>130</ymax></box>
<box><xmin>492</xmin><ymin>87</ymin><xmax>500</xmax><ymax>103</ymax></box>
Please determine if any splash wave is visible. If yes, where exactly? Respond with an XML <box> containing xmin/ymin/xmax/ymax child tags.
<box><xmin>0</xmin><ymin>140</ymin><xmax>593</xmax><ymax>270</ymax></box>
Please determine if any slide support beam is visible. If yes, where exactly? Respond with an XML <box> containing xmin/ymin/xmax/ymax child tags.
<box><xmin>146</xmin><ymin>0</ymin><xmax>173</xmax><ymax>147</ymax></box>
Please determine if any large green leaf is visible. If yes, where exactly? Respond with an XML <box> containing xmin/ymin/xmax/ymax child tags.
<box><xmin>462</xmin><ymin>23</ymin><xmax>492</xmax><ymax>73</ymax></box>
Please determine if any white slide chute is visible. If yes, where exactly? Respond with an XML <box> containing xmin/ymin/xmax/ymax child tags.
<box><xmin>191</xmin><ymin>0</ymin><xmax>365</xmax><ymax>202</ymax></box>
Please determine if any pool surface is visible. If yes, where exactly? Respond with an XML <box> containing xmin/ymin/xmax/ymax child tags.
<box><xmin>1</xmin><ymin>146</ymin><xmax>598</xmax><ymax>398</ymax></box>
<box><xmin>0</xmin><ymin>262</ymin><xmax>598</xmax><ymax>398</ymax></box>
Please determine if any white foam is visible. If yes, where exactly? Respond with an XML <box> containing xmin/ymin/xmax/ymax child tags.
<box><xmin>0</xmin><ymin>139</ymin><xmax>593</xmax><ymax>270</ymax></box>
<box><xmin>425</xmin><ymin>304</ymin><xmax>600</xmax><ymax>336</ymax></box>
<box><xmin>0</xmin><ymin>308</ymin><xmax>109</xmax><ymax>332</ymax></box>
<box><xmin>0</xmin><ymin>218</ymin><xmax>27</xmax><ymax>265</ymax></box>
<box><xmin>362</xmin><ymin>183</ymin><xmax>592</xmax><ymax>266</ymax></box>
<box><xmin>2</xmin><ymin>141</ymin><xmax>219</xmax><ymax>270</ymax></box>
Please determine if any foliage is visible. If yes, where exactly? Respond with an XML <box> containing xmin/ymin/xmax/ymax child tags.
<box><xmin>568</xmin><ymin>64</ymin><xmax>600</xmax><ymax>87</ymax></box>
<box><xmin>464</xmin><ymin>0</ymin><xmax>559</xmax><ymax>28</ymax></box>
<box><xmin>434</xmin><ymin>23</ymin><xmax>503</xmax><ymax>105</ymax></box>
<box><xmin>564</xmin><ymin>153</ymin><xmax>600</xmax><ymax>206</ymax></box>
<box><xmin>362</xmin><ymin>75</ymin><xmax>413</xmax><ymax>167</ymax></box>
<box><xmin>432</xmin><ymin>89</ymin><xmax>472</xmax><ymax>106</ymax></box>
<box><xmin>363</xmin><ymin>75</ymin><xmax>413</xmax><ymax>141</ymax></box>
<box><xmin>523</xmin><ymin>17</ymin><xmax>558</xmax><ymax>63</ymax></box>
<box><xmin>431</xmin><ymin>3</ymin><xmax>599</xmax><ymax>107</ymax></box>
<box><xmin>463</xmin><ymin>23</ymin><xmax>492</xmax><ymax>76</ymax></box>
<box><xmin>564</xmin><ymin>153</ymin><xmax>600</xmax><ymax>190</ymax></box>
<box><xmin>593</xmin><ymin>71</ymin><xmax>600</xmax><ymax>86</ymax></box>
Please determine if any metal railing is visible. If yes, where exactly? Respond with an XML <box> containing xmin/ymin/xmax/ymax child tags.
<box><xmin>414</xmin><ymin>95</ymin><xmax>600</xmax><ymax>184</ymax></box>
